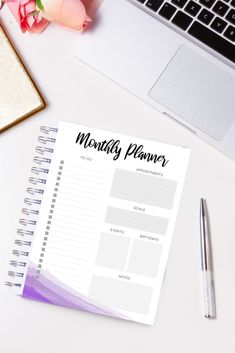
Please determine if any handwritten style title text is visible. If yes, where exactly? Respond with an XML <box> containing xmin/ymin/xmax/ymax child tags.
<box><xmin>75</xmin><ymin>132</ymin><xmax>169</xmax><ymax>167</ymax></box>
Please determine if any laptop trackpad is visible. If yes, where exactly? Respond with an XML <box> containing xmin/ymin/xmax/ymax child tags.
<box><xmin>149</xmin><ymin>46</ymin><xmax>235</xmax><ymax>141</ymax></box>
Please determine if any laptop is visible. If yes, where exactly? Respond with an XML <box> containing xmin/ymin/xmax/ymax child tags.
<box><xmin>74</xmin><ymin>0</ymin><xmax>235</xmax><ymax>160</ymax></box>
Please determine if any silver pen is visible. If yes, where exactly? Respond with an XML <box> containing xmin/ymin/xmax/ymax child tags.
<box><xmin>200</xmin><ymin>198</ymin><xmax>216</xmax><ymax>318</ymax></box>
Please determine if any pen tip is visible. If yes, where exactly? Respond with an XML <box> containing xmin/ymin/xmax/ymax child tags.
<box><xmin>200</xmin><ymin>198</ymin><xmax>205</xmax><ymax>216</ymax></box>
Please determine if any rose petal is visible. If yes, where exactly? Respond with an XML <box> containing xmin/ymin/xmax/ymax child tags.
<box><xmin>7</xmin><ymin>0</ymin><xmax>50</xmax><ymax>33</ymax></box>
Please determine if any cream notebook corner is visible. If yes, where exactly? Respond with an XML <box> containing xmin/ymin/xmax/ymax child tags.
<box><xmin>0</xmin><ymin>26</ymin><xmax>44</xmax><ymax>132</ymax></box>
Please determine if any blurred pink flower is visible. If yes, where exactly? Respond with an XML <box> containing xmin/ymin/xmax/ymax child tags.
<box><xmin>42</xmin><ymin>0</ymin><xmax>91</xmax><ymax>32</ymax></box>
<box><xmin>6</xmin><ymin>0</ymin><xmax>49</xmax><ymax>33</ymax></box>
<box><xmin>4</xmin><ymin>0</ymin><xmax>99</xmax><ymax>33</ymax></box>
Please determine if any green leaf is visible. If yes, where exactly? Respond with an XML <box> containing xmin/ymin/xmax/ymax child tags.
<box><xmin>36</xmin><ymin>0</ymin><xmax>44</xmax><ymax>10</ymax></box>
<box><xmin>27</xmin><ymin>10</ymin><xmax>40</xmax><ymax>17</ymax></box>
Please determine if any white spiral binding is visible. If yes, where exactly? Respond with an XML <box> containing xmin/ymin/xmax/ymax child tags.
<box><xmin>5</xmin><ymin>126</ymin><xmax>58</xmax><ymax>294</ymax></box>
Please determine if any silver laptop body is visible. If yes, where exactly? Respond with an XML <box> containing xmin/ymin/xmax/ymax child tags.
<box><xmin>74</xmin><ymin>0</ymin><xmax>235</xmax><ymax>159</ymax></box>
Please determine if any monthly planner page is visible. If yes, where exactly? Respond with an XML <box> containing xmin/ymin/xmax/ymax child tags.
<box><xmin>23</xmin><ymin>122</ymin><xmax>190</xmax><ymax>325</ymax></box>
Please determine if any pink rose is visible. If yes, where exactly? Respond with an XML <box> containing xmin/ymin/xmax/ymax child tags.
<box><xmin>42</xmin><ymin>0</ymin><xmax>91</xmax><ymax>31</ymax></box>
<box><xmin>6</xmin><ymin>0</ymin><xmax>49</xmax><ymax>33</ymax></box>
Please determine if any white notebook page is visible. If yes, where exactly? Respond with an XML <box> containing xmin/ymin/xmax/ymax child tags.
<box><xmin>28</xmin><ymin>121</ymin><xmax>190</xmax><ymax>325</ymax></box>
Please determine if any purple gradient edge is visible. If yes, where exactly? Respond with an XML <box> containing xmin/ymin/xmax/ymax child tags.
<box><xmin>23</xmin><ymin>263</ymin><xmax>128</xmax><ymax>320</ymax></box>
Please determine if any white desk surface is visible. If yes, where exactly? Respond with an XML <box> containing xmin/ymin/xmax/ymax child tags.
<box><xmin>0</xmin><ymin>7</ymin><xmax>235</xmax><ymax>353</ymax></box>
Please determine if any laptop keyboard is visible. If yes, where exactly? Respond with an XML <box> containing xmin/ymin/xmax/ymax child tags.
<box><xmin>134</xmin><ymin>0</ymin><xmax>235</xmax><ymax>63</ymax></box>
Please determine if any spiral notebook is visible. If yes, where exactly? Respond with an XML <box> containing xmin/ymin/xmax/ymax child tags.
<box><xmin>6</xmin><ymin>121</ymin><xmax>190</xmax><ymax>325</ymax></box>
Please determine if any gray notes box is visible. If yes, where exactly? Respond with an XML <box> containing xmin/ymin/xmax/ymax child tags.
<box><xmin>105</xmin><ymin>207</ymin><xmax>168</xmax><ymax>235</ymax></box>
<box><xmin>95</xmin><ymin>233</ymin><xmax>130</xmax><ymax>271</ymax></box>
<box><xmin>110</xmin><ymin>169</ymin><xmax>177</xmax><ymax>209</ymax></box>
<box><xmin>127</xmin><ymin>240</ymin><xmax>162</xmax><ymax>278</ymax></box>
<box><xmin>89</xmin><ymin>275</ymin><xmax>153</xmax><ymax>315</ymax></box>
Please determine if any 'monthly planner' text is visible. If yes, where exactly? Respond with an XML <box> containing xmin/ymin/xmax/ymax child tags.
<box><xmin>75</xmin><ymin>132</ymin><xmax>169</xmax><ymax>167</ymax></box>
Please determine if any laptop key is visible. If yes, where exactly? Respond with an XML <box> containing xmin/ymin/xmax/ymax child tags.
<box><xmin>172</xmin><ymin>11</ymin><xmax>193</xmax><ymax>30</ymax></box>
<box><xmin>224</xmin><ymin>25</ymin><xmax>235</xmax><ymax>41</ymax></box>
<box><xmin>188</xmin><ymin>21</ymin><xmax>235</xmax><ymax>63</ymax></box>
<box><xmin>199</xmin><ymin>0</ymin><xmax>216</xmax><ymax>9</ymax></box>
<box><xmin>225</xmin><ymin>9</ymin><xmax>235</xmax><ymax>24</ymax></box>
<box><xmin>231</xmin><ymin>0</ymin><xmax>235</xmax><ymax>7</ymax></box>
<box><xmin>185</xmin><ymin>1</ymin><xmax>201</xmax><ymax>16</ymax></box>
<box><xmin>212</xmin><ymin>1</ymin><xmax>229</xmax><ymax>16</ymax></box>
<box><xmin>159</xmin><ymin>3</ymin><xmax>177</xmax><ymax>19</ymax></box>
<box><xmin>171</xmin><ymin>0</ymin><xmax>187</xmax><ymax>8</ymax></box>
<box><xmin>146</xmin><ymin>0</ymin><xmax>164</xmax><ymax>11</ymax></box>
<box><xmin>210</xmin><ymin>16</ymin><xmax>227</xmax><ymax>32</ymax></box>
<box><xmin>224</xmin><ymin>26</ymin><xmax>235</xmax><ymax>42</ymax></box>
<box><xmin>198</xmin><ymin>8</ymin><xmax>214</xmax><ymax>24</ymax></box>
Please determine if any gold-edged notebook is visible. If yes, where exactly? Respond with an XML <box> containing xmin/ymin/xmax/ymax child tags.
<box><xmin>0</xmin><ymin>26</ymin><xmax>44</xmax><ymax>132</ymax></box>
